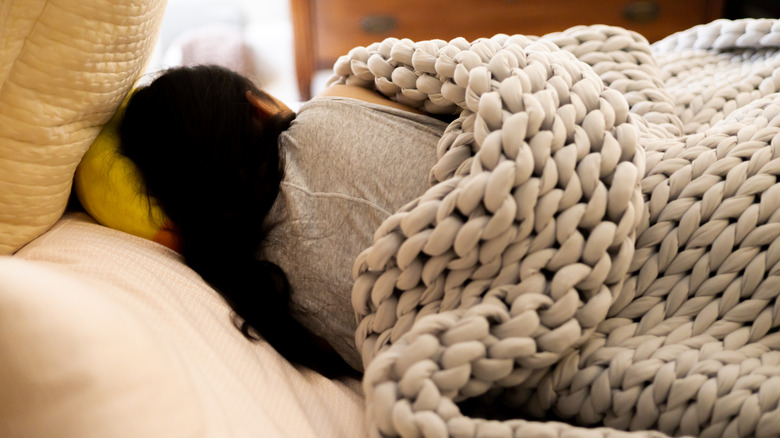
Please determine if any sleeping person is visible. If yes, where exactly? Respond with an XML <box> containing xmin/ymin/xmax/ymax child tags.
<box><xmin>119</xmin><ymin>64</ymin><xmax>449</xmax><ymax>375</ymax></box>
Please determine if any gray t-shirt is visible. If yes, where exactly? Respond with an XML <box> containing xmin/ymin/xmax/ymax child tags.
<box><xmin>261</xmin><ymin>96</ymin><xmax>448</xmax><ymax>371</ymax></box>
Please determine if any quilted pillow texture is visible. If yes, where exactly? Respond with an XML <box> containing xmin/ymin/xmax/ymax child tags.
<box><xmin>0</xmin><ymin>0</ymin><xmax>167</xmax><ymax>254</ymax></box>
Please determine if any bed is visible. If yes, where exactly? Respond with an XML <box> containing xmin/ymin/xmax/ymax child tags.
<box><xmin>2</xmin><ymin>213</ymin><xmax>366</xmax><ymax>437</ymax></box>
<box><xmin>2</xmin><ymin>0</ymin><xmax>780</xmax><ymax>437</ymax></box>
<box><xmin>0</xmin><ymin>1</ymin><xmax>364</xmax><ymax>436</ymax></box>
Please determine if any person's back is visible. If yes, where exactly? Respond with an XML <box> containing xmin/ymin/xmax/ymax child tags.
<box><xmin>119</xmin><ymin>65</ymin><xmax>448</xmax><ymax>374</ymax></box>
<box><xmin>262</xmin><ymin>95</ymin><xmax>448</xmax><ymax>370</ymax></box>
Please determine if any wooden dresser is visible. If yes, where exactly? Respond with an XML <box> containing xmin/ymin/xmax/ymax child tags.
<box><xmin>291</xmin><ymin>0</ymin><xmax>724</xmax><ymax>100</ymax></box>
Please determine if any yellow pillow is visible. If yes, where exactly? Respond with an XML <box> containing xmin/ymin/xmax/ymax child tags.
<box><xmin>74</xmin><ymin>97</ymin><xmax>181</xmax><ymax>252</ymax></box>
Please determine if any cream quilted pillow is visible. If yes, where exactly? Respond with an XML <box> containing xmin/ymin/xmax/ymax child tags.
<box><xmin>0</xmin><ymin>0</ymin><xmax>167</xmax><ymax>254</ymax></box>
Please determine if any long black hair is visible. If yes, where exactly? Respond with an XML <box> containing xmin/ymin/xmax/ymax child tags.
<box><xmin>120</xmin><ymin>65</ymin><xmax>349</xmax><ymax>375</ymax></box>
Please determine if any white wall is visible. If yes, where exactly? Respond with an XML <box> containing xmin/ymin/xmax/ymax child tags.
<box><xmin>147</xmin><ymin>0</ymin><xmax>301</xmax><ymax>105</ymax></box>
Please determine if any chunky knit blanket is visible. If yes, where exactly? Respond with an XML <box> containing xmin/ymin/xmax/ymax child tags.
<box><xmin>328</xmin><ymin>19</ymin><xmax>780</xmax><ymax>437</ymax></box>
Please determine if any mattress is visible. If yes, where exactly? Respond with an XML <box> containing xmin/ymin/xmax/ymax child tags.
<box><xmin>5</xmin><ymin>212</ymin><xmax>366</xmax><ymax>437</ymax></box>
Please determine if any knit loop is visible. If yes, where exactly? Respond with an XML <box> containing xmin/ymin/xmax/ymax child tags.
<box><xmin>331</xmin><ymin>19</ymin><xmax>780</xmax><ymax>438</ymax></box>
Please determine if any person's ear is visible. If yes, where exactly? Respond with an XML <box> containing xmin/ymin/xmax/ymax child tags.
<box><xmin>246</xmin><ymin>91</ymin><xmax>277</xmax><ymax>121</ymax></box>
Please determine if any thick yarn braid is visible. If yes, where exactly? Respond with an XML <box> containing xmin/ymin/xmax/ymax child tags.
<box><xmin>333</xmin><ymin>19</ymin><xmax>780</xmax><ymax>437</ymax></box>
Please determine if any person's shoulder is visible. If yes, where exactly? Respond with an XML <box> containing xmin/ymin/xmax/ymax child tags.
<box><xmin>314</xmin><ymin>84</ymin><xmax>425</xmax><ymax>115</ymax></box>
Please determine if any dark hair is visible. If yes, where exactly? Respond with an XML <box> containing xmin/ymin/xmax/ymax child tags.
<box><xmin>120</xmin><ymin>65</ymin><xmax>349</xmax><ymax>375</ymax></box>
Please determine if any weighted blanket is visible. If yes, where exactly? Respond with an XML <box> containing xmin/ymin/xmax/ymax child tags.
<box><xmin>328</xmin><ymin>19</ymin><xmax>780</xmax><ymax>437</ymax></box>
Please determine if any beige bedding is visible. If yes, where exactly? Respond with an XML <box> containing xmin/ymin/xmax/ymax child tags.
<box><xmin>2</xmin><ymin>213</ymin><xmax>366</xmax><ymax>437</ymax></box>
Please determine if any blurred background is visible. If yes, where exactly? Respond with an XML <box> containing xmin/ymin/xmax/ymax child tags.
<box><xmin>146</xmin><ymin>0</ymin><xmax>780</xmax><ymax>107</ymax></box>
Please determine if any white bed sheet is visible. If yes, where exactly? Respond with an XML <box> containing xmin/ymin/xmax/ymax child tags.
<box><xmin>12</xmin><ymin>212</ymin><xmax>366</xmax><ymax>438</ymax></box>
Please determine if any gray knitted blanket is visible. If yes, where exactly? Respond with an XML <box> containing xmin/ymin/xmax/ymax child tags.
<box><xmin>330</xmin><ymin>19</ymin><xmax>780</xmax><ymax>437</ymax></box>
